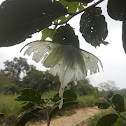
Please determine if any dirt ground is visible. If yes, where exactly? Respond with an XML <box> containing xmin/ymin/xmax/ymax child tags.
<box><xmin>28</xmin><ymin>107</ymin><xmax>101</xmax><ymax>126</ymax></box>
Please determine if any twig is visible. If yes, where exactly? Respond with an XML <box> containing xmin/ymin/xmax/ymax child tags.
<box><xmin>104</xmin><ymin>97</ymin><xmax>126</xmax><ymax>121</ymax></box>
<box><xmin>54</xmin><ymin>0</ymin><xmax>105</xmax><ymax>25</ymax></box>
<box><xmin>109</xmin><ymin>101</ymin><xmax>126</xmax><ymax>121</ymax></box>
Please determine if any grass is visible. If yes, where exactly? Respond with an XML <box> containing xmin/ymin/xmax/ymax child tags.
<box><xmin>0</xmin><ymin>94</ymin><xmax>22</xmax><ymax>126</ymax></box>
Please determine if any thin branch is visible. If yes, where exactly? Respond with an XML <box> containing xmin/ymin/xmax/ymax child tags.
<box><xmin>104</xmin><ymin>97</ymin><xmax>126</xmax><ymax>121</ymax></box>
<box><xmin>54</xmin><ymin>0</ymin><xmax>105</xmax><ymax>25</ymax></box>
<box><xmin>109</xmin><ymin>101</ymin><xmax>126</xmax><ymax>121</ymax></box>
<box><xmin>68</xmin><ymin>0</ymin><xmax>104</xmax><ymax>15</ymax></box>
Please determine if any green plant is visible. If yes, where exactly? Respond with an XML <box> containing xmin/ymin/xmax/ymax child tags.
<box><xmin>3</xmin><ymin>83</ymin><xmax>20</xmax><ymax>95</ymax></box>
<box><xmin>15</xmin><ymin>89</ymin><xmax>77</xmax><ymax>126</ymax></box>
<box><xmin>94</xmin><ymin>92</ymin><xmax>126</xmax><ymax>126</ymax></box>
<box><xmin>77</xmin><ymin>95</ymin><xmax>96</xmax><ymax>108</ymax></box>
<box><xmin>0</xmin><ymin>94</ymin><xmax>22</xmax><ymax>125</ymax></box>
<box><xmin>76</xmin><ymin>82</ymin><xmax>95</xmax><ymax>96</ymax></box>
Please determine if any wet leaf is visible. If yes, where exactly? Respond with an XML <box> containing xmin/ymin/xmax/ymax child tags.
<box><xmin>0</xmin><ymin>0</ymin><xmax>67</xmax><ymax>47</ymax></box>
<box><xmin>53</xmin><ymin>24</ymin><xmax>79</xmax><ymax>48</ymax></box>
<box><xmin>80</xmin><ymin>7</ymin><xmax>108</xmax><ymax>47</ymax></box>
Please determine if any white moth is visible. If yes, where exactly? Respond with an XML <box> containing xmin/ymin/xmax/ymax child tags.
<box><xmin>22</xmin><ymin>40</ymin><xmax>103</xmax><ymax>109</ymax></box>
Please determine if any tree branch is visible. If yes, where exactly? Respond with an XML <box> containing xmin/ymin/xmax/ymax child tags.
<box><xmin>54</xmin><ymin>0</ymin><xmax>105</xmax><ymax>26</ymax></box>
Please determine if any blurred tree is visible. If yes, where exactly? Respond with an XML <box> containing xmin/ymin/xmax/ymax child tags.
<box><xmin>98</xmin><ymin>80</ymin><xmax>119</xmax><ymax>98</ymax></box>
<box><xmin>76</xmin><ymin>79</ymin><xmax>95</xmax><ymax>96</ymax></box>
<box><xmin>0</xmin><ymin>73</ymin><xmax>18</xmax><ymax>93</ymax></box>
<box><xmin>3</xmin><ymin>83</ymin><xmax>20</xmax><ymax>95</ymax></box>
<box><xmin>2</xmin><ymin>57</ymin><xmax>36</xmax><ymax>80</ymax></box>
<box><xmin>98</xmin><ymin>80</ymin><xmax>119</xmax><ymax>91</ymax></box>
<box><xmin>22</xmin><ymin>70</ymin><xmax>60</xmax><ymax>93</ymax></box>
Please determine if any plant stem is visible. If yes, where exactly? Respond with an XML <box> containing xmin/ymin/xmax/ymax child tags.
<box><xmin>46</xmin><ymin>108</ymin><xmax>51</xmax><ymax>126</ymax></box>
<box><xmin>109</xmin><ymin>101</ymin><xmax>126</xmax><ymax>121</ymax></box>
<box><xmin>54</xmin><ymin>0</ymin><xmax>105</xmax><ymax>25</ymax></box>
<box><xmin>104</xmin><ymin>97</ymin><xmax>126</xmax><ymax>121</ymax></box>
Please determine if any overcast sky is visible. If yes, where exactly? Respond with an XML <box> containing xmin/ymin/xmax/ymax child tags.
<box><xmin>0</xmin><ymin>0</ymin><xmax>126</xmax><ymax>89</ymax></box>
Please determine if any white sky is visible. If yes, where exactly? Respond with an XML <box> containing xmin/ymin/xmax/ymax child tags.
<box><xmin>0</xmin><ymin>0</ymin><xmax>126</xmax><ymax>89</ymax></box>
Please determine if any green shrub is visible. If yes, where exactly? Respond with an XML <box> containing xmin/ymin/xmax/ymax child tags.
<box><xmin>77</xmin><ymin>95</ymin><xmax>96</xmax><ymax>108</ymax></box>
<box><xmin>3</xmin><ymin>83</ymin><xmax>20</xmax><ymax>95</ymax></box>
<box><xmin>76</xmin><ymin>82</ymin><xmax>95</xmax><ymax>96</ymax></box>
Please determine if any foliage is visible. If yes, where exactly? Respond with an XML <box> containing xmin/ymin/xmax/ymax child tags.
<box><xmin>76</xmin><ymin>80</ymin><xmax>95</xmax><ymax>96</ymax></box>
<box><xmin>22</xmin><ymin>70</ymin><xmax>60</xmax><ymax>93</ymax></box>
<box><xmin>98</xmin><ymin>80</ymin><xmax>119</xmax><ymax>92</ymax></box>
<box><xmin>95</xmin><ymin>92</ymin><xmax>126</xmax><ymax>126</ymax></box>
<box><xmin>0</xmin><ymin>73</ymin><xmax>17</xmax><ymax>93</ymax></box>
<box><xmin>0</xmin><ymin>91</ymin><xmax>97</xmax><ymax>126</ymax></box>
<box><xmin>98</xmin><ymin>80</ymin><xmax>119</xmax><ymax>98</ymax></box>
<box><xmin>3</xmin><ymin>83</ymin><xmax>20</xmax><ymax>95</ymax></box>
<box><xmin>80</xmin><ymin>7</ymin><xmax>108</xmax><ymax>46</ymax></box>
<box><xmin>77</xmin><ymin>95</ymin><xmax>96</xmax><ymax>108</ymax></box>
<box><xmin>2</xmin><ymin>57</ymin><xmax>36</xmax><ymax>79</ymax></box>
<box><xmin>0</xmin><ymin>0</ymin><xmax>125</xmax><ymax>52</ymax></box>
<box><xmin>15</xmin><ymin>89</ymin><xmax>77</xmax><ymax>126</ymax></box>
<box><xmin>0</xmin><ymin>0</ymin><xmax>67</xmax><ymax>47</ymax></box>
<box><xmin>0</xmin><ymin>57</ymin><xmax>61</xmax><ymax>94</ymax></box>
<box><xmin>88</xmin><ymin>108</ymin><xmax>115</xmax><ymax>126</ymax></box>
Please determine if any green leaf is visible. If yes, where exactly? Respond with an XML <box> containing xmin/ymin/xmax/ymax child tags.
<box><xmin>49</xmin><ymin>101</ymin><xmax>77</xmax><ymax>120</ymax></box>
<box><xmin>16</xmin><ymin>108</ymin><xmax>44</xmax><ymax>126</ymax></box>
<box><xmin>97</xmin><ymin>114</ymin><xmax>118</xmax><ymax>126</ymax></box>
<box><xmin>78</xmin><ymin>3</ymin><xmax>85</xmax><ymax>10</ymax></box>
<box><xmin>54</xmin><ymin>15</ymin><xmax>71</xmax><ymax>24</ymax></box>
<box><xmin>41</xmin><ymin>28</ymin><xmax>56</xmax><ymax>40</ymax></box>
<box><xmin>52</xmin><ymin>90</ymin><xmax>77</xmax><ymax>102</ymax></box>
<box><xmin>95</xmin><ymin>102</ymin><xmax>110</xmax><ymax>109</ymax></box>
<box><xmin>0</xmin><ymin>0</ymin><xmax>67</xmax><ymax>47</ymax></box>
<box><xmin>59</xmin><ymin>0</ymin><xmax>79</xmax><ymax>13</ymax></box>
<box><xmin>63</xmin><ymin>90</ymin><xmax>77</xmax><ymax>101</ymax></box>
<box><xmin>53</xmin><ymin>24</ymin><xmax>79</xmax><ymax>48</ymax></box>
<box><xmin>107</xmin><ymin>0</ymin><xmax>126</xmax><ymax>21</ymax></box>
<box><xmin>22</xmin><ymin>103</ymin><xmax>34</xmax><ymax>111</ymax></box>
<box><xmin>80</xmin><ymin>7</ymin><xmax>108</xmax><ymax>47</ymax></box>
<box><xmin>16</xmin><ymin>89</ymin><xmax>41</xmax><ymax>104</ymax></box>
<box><xmin>122</xmin><ymin>20</ymin><xmax>126</xmax><ymax>53</ymax></box>
<box><xmin>64</xmin><ymin>0</ymin><xmax>93</xmax><ymax>4</ymax></box>
<box><xmin>112</xmin><ymin>94</ymin><xmax>125</xmax><ymax>112</ymax></box>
